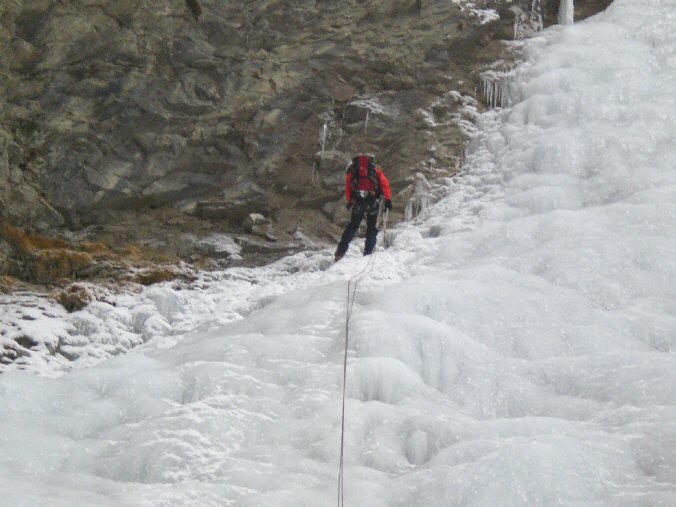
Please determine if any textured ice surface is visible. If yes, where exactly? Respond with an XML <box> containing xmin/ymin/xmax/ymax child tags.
<box><xmin>3</xmin><ymin>0</ymin><xmax>676</xmax><ymax>505</ymax></box>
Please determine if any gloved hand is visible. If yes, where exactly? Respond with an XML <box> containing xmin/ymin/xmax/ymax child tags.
<box><xmin>346</xmin><ymin>201</ymin><xmax>353</xmax><ymax>210</ymax></box>
<box><xmin>384</xmin><ymin>199</ymin><xmax>393</xmax><ymax>210</ymax></box>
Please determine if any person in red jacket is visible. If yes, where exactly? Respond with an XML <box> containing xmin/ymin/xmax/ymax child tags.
<box><xmin>334</xmin><ymin>154</ymin><xmax>392</xmax><ymax>261</ymax></box>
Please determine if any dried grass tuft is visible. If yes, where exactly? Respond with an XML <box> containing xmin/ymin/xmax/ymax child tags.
<box><xmin>56</xmin><ymin>283</ymin><xmax>95</xmax><ymax>312</ymax></box>
<box><xmin>32</xmin><ymin>249</ymin><xmax>96</xmax><ymax>284</ymax></box>
<box><xmin>2</xmin><ymin>222</ymin><xmax>186</xmax><ymax>287</ymax></box>
<box><xmin>133</xmin><ymin>266</ymin><xmax>183</xmax><ymax>286</ymax></box>
<box><xmin>0</xmin><ymin>275</ymin><xmax>18</xmax><ymax>294</ymax></box>
<box><xmin>2</xmin><ymin>223</ymin><xmax>69</xmax><ymax>253</ymax></box>
<box><xmin>80</xmin><ymin>241</ymin><xmax>114</xmax><ymax>258</ymax></box>
<box><xmin>2</xmin><ymin>222</ymin><xmax>96</xmax><ymax>284</ymax></box>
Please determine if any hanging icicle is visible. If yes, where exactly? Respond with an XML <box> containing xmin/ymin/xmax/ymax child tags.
<box><xmin>558</xmin><ymin>0</ymin><xmax>574</xmax><ymax>25</ymax></box>
<box><xmin>320</xmin><ymin>123</ymin><xmax>328</xmax><ymax>153</ymax></box>
<box><xmin>513</xmin><ymin>0</ymin><xmax>544</xmax><ymax>40</ymax></box>
<box><xmin>479</xmin><ymin>68</ymin><xmax>514</xmax><ymax>109</ymax></box>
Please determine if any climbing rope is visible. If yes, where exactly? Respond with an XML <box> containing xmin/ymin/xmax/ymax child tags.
<box><xmin>337</xmin><ymin>201</ymin><xmax>389</xmax><ymax>507</ymax></box>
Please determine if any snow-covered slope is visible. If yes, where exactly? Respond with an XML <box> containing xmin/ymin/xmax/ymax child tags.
<box><xmin>3</xmin><ymin>0</ymin><xmax>676</xmax><ymax>505</ymax></box>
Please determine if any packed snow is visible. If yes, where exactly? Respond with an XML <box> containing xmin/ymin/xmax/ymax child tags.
<box><xmin>3</xmin><ymin>0</ymin><xmax>676</xmax><ymax>505</ymax></box>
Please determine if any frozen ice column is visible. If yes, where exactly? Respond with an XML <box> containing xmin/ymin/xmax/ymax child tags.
<box><xmin>558</xmin><ymin>0</ymin><xmax>574</xmax><ymax>25</ymax></box>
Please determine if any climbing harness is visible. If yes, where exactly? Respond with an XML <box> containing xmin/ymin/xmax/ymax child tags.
<box><xmin>337</xmin><ymin>200</ymin><xmax>389</xmax><ymax>507</ymax></box>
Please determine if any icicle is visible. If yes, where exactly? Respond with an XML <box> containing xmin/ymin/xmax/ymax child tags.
<box><xmin>558</xmin><ymin>0</ymin><xmax>574</xmax><ymax>25</ymax></box>
<box><xmin>479</xmin><ymin>67</ymin><xmax>516</xmax><ymax>109</ymax></box>
<box><xmin>420</xmin><ymin>194</ymin><xmax>431</xmax><ymax>215</ymax></box>
<box><xmin>404</xmin><ymin>201</ymin><xmax>413</xmax><ymax>222</ymax></box>
<box><xmin>320</xmin><ymin>123</ymin><xmax>328</xmax><ymax>153</ymax></box>
<box><xmin>364</xmin><ymin>110</ymin><xmax>370</xmax><ymax>134</ymax></box>
<box><xmin>513</xmin><ymin>0</ymin><xmax>543</xmax><ymax>39</ymax></box>
<box><xmin>531</xmin><ymin>0</ymin><xmax>543</xmax><ymax>32</ymax></box>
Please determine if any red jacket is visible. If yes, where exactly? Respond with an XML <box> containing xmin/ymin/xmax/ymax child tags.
<box><xmin>345</xmin><ymin>167</ymin><xmax>392</xmax><ymax>203</ymax></box>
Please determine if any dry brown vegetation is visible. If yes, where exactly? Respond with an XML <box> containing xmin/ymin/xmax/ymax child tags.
<box><xmin>32</xmin><ymin>249</ymin><xmax>95</xmax><ymax>284</ymax></box>
<box><xmin>0</xmin><ymin>222</ymin><xmax>197</xmax><ymax>313</ymax></box>
<box><xmin>1</xmin><ymin>222</ymin><xmax>176</xmax><ymax>288</ymax></box>
<box><xmin>117</xmin><ymin>245</ymin><xmax>171</xmax><ymax>264</ymax></box>
<box><xmin>131</xmin><ymin>265</ymin><xmax>195</xmax><ymax>286</ymax></box>
<box><xmin>2</xmin><ymin>222</ymin><xmax>68</xmax><ymax>252</ymax></box>
<box><xmin>55</xmin><ymin>283</ymin><xmax>96</xmax><ymax>312</ymax></box>
<box><xmin>79</xmin><ymin>241</ymin><xmax>115</xmax><ymax>258</ymax></box>
<box><xmin>0</xmin><ymin>275</ymin><xmax>18</xmax><ymax>293</ymax></box>
<box><xmin>2</xmin><ymin>222</ymin><xmax>97</xmax><ymax>284</ymax></box>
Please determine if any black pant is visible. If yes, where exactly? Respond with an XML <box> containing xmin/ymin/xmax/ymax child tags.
<box><xmin>336</xmin><ymin>197</ymin><xmax>380</xmax><ymax>256</ymax></box>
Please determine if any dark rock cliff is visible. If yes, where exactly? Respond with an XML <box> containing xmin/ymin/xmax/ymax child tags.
<box><xmin>0</xmin><ymin>0</ymin><xmax>612</xmax><ymax>276</ymax></box>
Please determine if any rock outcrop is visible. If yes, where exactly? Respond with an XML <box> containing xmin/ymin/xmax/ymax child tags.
<box><xmin>0</xmin><ymin>0</ymin><xmax>613</xmax><ymax>276</ymax></box>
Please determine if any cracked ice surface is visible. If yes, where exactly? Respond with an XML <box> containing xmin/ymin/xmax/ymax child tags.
<box><xmin>3</xmin><ymin>0</ymin><xmax>676</xmax><ymax>505</ymax></box>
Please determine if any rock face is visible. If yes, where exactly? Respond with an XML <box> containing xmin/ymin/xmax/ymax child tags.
<box><xmin>0</xmin><ymin>0</ymin><xmax>612</xmax><ymax>260</ymax></box>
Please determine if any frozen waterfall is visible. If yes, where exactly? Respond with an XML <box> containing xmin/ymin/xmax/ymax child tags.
<box><xmin>2</xmin><ymin>0</ymin><xmax>676</xmax><ymax>506</ymax></box>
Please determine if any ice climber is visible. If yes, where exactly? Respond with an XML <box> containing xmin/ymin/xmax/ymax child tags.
<box><xmin>334</xmin><ymin>154</ymin><xmax>392</xmax><ymax>262</ymax></box>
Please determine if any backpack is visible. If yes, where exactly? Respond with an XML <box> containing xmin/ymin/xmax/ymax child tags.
<box><xmin>349</xmin><ymin>155</ymin><xmax>380</xmax><ymax>195</ymax></box>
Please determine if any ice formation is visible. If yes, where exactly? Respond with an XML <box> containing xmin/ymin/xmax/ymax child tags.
<box><xmin>478</xmin><ymin>67</ymin><xmax>515</xmax><ymax>109</ymax></box>
<box><xmin>558</xmin><ymin>0</ymin><xmax>574</xmax><ymax>25</ymax></box>
<box><xmin>404</xmin><ymin>173</ymin><xmax>433</xmax><ymax>221</ymax></box>
<box><xmin>320</xmin><ymin>123</ymin><xmax>328</xmax><ymax>153</ymax></box>
<box><xmin>2</xmin><ymin>0</ymin><xmax>676</xmax><ymax>506</ymax></box>
<box><xmin>512</xmin><ymin>0</ymin><xmax>544</xmax><ymax>40</ymax></box>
